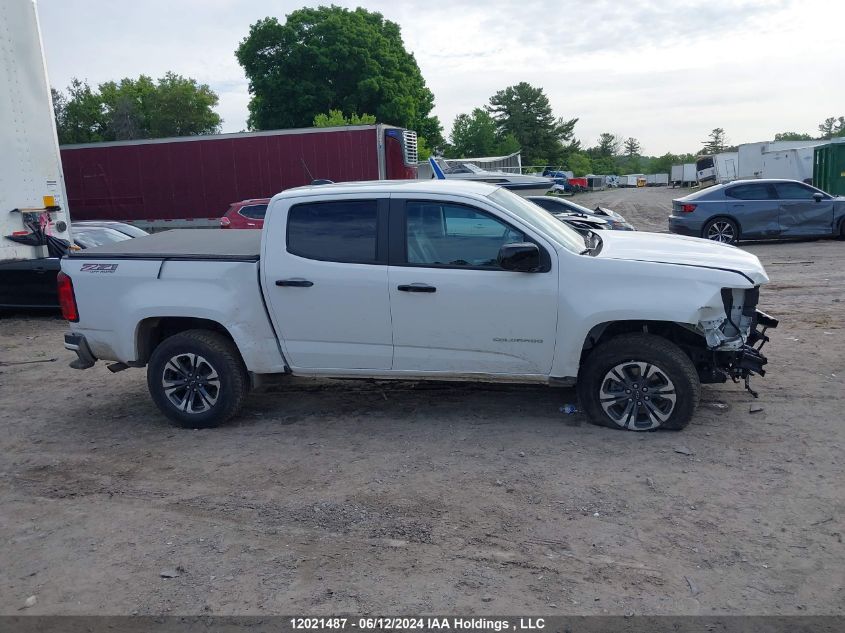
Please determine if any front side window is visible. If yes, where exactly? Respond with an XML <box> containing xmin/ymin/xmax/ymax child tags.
<box><xmin>774</xmin><ymin>182</ymin><xmax>820</xmax><ymax>200</ymax></box>
<box><xmin>726</xmin><ymin>184</ymin><xmax>773</xmax><ymax>200</ymax></box>
<box><xmin>239</xmin><ymin>204</ymin><xmax>268</xmax><ymax>219</ymax></box>
<box><xmin>287</xmin><ymin>200</ymin><xmax>378</xmax><ymax>263</ymax></box>
<box><xmin>405</xmin><ymin>202</ymin><xmax>525</xmax><ymax>268</ymax></box>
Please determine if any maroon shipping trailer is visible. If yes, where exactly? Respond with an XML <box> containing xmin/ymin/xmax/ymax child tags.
<box><xmin>60</xmin><ymin>124</ymin><xmax>418</xmax><ymax>229</ymax></box>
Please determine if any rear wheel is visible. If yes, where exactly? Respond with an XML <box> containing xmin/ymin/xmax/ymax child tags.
<box><xmin>577</xmin><ymin>333</ymin><xmax>700</xmax><ymax>431</ymax></box>
<box><xmin>703</xmin><ymin>217</ymin><xmax>739</xmax><ymax>244</ymax></box>
<box><xmin>147</xmin><ymin>329</ymin><xmax>248</xmax><ymax>428</ymax></box>
<box><xmin>838</xmin><ymin>218</ymin><xmax>845</xmax><ymax>240</ymax></box>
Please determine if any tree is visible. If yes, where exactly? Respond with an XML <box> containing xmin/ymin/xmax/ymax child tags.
<box><xmin>53</xmin><ymin>73</ymin><xmax>221</xmax><ymax>144</ymax></box>
<box><xmin>596</xmin><ymin>132</ymin><xmax>621</xmax><ymax>157</ymax></box>
<box><xmin>313</xmin><ymin>109</ymin><xmax>377</xmax><ymax>127</ymax></box>
<box><xmin>447</xmin><ymin>108</ymin><xmax>520</xmax><ymax>158</ymax></box>
<box><xmin>487</xmin><ymin>82</ymin><xmax>578</xmax><ymax>165</ymax></box>
<box><xmin>818</xmin><ymin>116</ymin><xmax>845</xmax><ymax>139</ymax></box>
<box><xmin>565</xmin><ymin>152</ymin><xmax>592</xmax><ymax>177</ymax></box>
<box><xmin>774</xmin><ymin>131</ymin><xmax>814</xmax><ymax>142</ymax></box>
<box><xmin>702</xmin><ymin>127</ymin><xmax>727</xmax><ymax>154</ymax></box>
<box><xmin>54</xmin><ymin>79</ymin><xmax>107</xmax><ymax>144</ymax></box>
<box><xmin>236</xmin><ymin>6</ymin><xmax>442</xmax><ymax>147</ymax></box>
<box><xmin>623</xmin><ymin>137</ymin><xmax>641</xmax><ymax>157</ymax></box>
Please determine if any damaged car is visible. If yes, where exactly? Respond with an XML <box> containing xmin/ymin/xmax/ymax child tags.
<box><xmin>59</xmin><ymin>180</ymin><xmax>776</xmax><ymax>432</ymax></box>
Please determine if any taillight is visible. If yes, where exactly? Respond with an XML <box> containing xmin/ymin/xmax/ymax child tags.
<box><xmin>220</xmin><ymin>216</ymin><xmax>231</xmax><ymax>228</ymax></box>
<box><xmin>681</xmin><ymin>204</ymin><xmax>697</xmax><ymax>213</ymax></box>
<box><xmin>56</xmin><ymin>271</ymin><xmax>79</xmax><ymax>322</ymax></box>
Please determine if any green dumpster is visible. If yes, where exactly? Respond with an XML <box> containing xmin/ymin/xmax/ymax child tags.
<box><xmin>814</xmin><ymin>143</ymin><xmax>845</xmax><ymax>196</ymax></box>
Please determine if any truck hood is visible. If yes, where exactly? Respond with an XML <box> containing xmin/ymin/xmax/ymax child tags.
<box><xmin>595</xmin><ymin>231</ymin><xmax>769</xmax><ymax>285</ymax></box>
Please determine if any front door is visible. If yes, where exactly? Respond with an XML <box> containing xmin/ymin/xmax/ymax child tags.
<box><xmin>262</xmin><ymin>197</ymin><xmax>393</xmax><ymax>370</ymax></box>
<box><xmin>388</xmin><ymin>198</ymin><xmax>559</xmax><ymax>376</ymax></box>
<box><xmin>774</xmin><ymin>182</ymin><xmax>835</xmax><ymax>237</ymax></box>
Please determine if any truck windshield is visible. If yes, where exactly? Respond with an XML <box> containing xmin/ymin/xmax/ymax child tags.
<box><xmin>488</xmin><ymin>188</ymin><xmax>586</xmax><ymax>254</ymax></box>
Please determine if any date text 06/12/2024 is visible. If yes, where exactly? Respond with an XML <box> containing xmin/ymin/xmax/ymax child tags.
<box><xmin>290</xmin><ymin>618</ymin><xmax>546</xmax><ymax>631</ymax></box>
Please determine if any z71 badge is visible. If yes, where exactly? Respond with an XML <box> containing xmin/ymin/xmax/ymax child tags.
<box><xmin>80</xmin><ymin>263</ymin><xmax>118</xmax><ymax>273</ymax></box>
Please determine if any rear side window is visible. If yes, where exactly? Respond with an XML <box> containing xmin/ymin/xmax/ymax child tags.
<box><xmin>725</xmin><ymin>184</ymin><xmax>773</xmax><ymax>200</ymax></box>
<box><xmin>239</xmin><ymin>204</ymin><xmax>268</xmax><ymax>219</ymax></box>
<box><xmin>287</xmin><ymin>200</ymin><xmax>378</xmax><ymax>263</ymax></box>
<box><xmin>774</xmin><ymin>182</ymin><xmax>818</xmax><ymax>200</ymax></box>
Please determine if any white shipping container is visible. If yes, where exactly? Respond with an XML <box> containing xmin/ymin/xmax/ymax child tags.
<box><xmin>761</xmin><ymin>148</ymin><xmax>814</xmax><ymax>183</ymax></box>
<box><xmin>1</xmin><ymin>0</ymin><xmax>71</xmax><ymax>263</ymax></box>
<box><xmin>683</xmin><ymin>163</ymin><xmax>696</xmax><ymax>183</ymax></box>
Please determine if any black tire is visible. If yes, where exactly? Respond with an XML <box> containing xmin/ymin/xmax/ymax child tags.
<box><xmin>702</xmin><ymin>217</ymin><xmax>739</xmax><ymax>244</ymax></box>
<box><xmin>838</xmin><ymin>218</ymin><xmax>845</xmax><ymax>240</ymax></box>
<box><xmin>577</xmin><ymin>333</ymin><xmax>700</xmax><ymax>431</ymax></box>
<box><xmin>147</xmin><ymin>329</ymin><xmax>248</xmax><ymax>429</ymax></box>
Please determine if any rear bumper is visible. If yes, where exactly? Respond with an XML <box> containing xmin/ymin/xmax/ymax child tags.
<box><xmin>64</xmin><ymin>332</ymin><xmax>97</xmax><ymax>369</ymax></box>
<box><xmin>668</xmin><ymin>216</ymin><xmax>700</xmax><ymax>237</ymax></box>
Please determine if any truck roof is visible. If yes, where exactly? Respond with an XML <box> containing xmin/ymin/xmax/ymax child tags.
<box><xmin>278</xmin><ymin>179</ymin><xmax>501</xmax><ymax>198</ymax></box>
<box><xmin>67</xmin><ymin>229</ymin><xmax>261</xmax><ymax>261</ymax></box>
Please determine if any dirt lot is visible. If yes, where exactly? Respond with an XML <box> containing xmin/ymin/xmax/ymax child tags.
<box><xmin>1</xmin><ymin>186</ymin><xmax>843</xmax><ymax>615</ymax></box>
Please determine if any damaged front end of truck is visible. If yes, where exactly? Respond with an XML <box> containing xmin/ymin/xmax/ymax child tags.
<box><xmin>688</xmin><ymin>286</ymin><xmax>779</xmax><ymax>397</ymax></box>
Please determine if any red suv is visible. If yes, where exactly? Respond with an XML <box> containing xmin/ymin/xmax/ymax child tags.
<box><xmin>219</xmin><ymin>198</ymin><xmax>270</xmax><ymax>229</ymax></box>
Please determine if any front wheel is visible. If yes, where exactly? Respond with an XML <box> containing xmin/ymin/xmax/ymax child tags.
<box><xmin>147</xmin><ymin>329</ymin><xmax>249</xmax><ymax>428</ymax></box>
<box><xmin>577</xmin><ymin>333</ymin><xmax>700</xmax><ymax>431</ymax></box>
<box><xmin>703</xmin><ymin>217</ymin><xmax>739</xmax><ymax>244</ymax></box>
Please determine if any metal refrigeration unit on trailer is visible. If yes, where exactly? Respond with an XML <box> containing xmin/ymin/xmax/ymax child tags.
<box><xmin>1</xmin><ymin>0</ymin><xmax>73</xmax><ymax>308</ymax></box>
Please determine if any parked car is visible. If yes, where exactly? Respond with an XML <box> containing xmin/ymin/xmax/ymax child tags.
<box><xmin>527</xmin><ymin>196</ymin><xmax>636</xmax><ymax>231</ymax></box>
<box><xmin>669</xmin><ymin>179</ymin><xmax>845</xmax><ymax>244</ymax></box>
<box><xmin>0</xmin><ymin>222</ymin><xmax>137</xmax><ymax>309</ymax></box>
<box><xmin>72</xmin><ymin>220</ymin><xmax>149</xmax><ymax>239</ymax></box>
<box><xmin>61</xmin><ymin>180</ymin><xmax>776</xmax><ymax>433</ymax></box>
<box><xmin>219</xmin><ymin>199</ymin><xmax>270</xmax><ymax>229</ymax></box>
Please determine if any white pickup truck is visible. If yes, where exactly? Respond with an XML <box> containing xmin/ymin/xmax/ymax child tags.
<box><xmin>59</xmin><ymin>180</ymin><xmax>777</xmax><ymax>431</ymax></box>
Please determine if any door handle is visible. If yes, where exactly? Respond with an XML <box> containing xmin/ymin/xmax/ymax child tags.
<box><xmin>398</xmin><ymin>283</ymin><xmax>436</xmax><ymax>293</ymax></box>
<box><xmin>276</xmin><ymin>278</ymin><xmax>314</xmax><ymax>287</ymax></box>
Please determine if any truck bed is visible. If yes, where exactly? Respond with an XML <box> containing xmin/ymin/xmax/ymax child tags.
<box><xmin>67</xmin><ymin>229</ymin><xmax>261</xmax><ymax>261</ymax></box>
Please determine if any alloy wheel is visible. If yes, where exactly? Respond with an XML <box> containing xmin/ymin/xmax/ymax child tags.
<box><xmin>161</xmin><ymin>353</ymin><xmax>221</xmax><ymax>414</ymax></box>
<box><xmin>706</xmin><ymin>220</ymin><xmax>735</xmax><ymax>243</ymax></box>
<box><xmin>599</xmin><ymin>361</ymin><xmax>677</xmax><ymax>430</ymax></box>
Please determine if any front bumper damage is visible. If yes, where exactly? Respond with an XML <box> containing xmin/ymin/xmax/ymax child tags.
<box><xmin>701</xmin><ymin>309</ymin><xmax>779</xmax><ymax>397</ymax></box>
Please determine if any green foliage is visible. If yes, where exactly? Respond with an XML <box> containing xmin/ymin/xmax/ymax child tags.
<box><xmin>702</xmin><ymin>127</ymin><xmax>727</xmax><ymax>154</ymax></box>
<box><xmin>623</xmin><ymin>137</ymin><xmax>641</xmax><ymax>157</ymax></box>
<box><xmin>236</xmin><ymin>5</ymin><xmax>442</xmax><ymax>146</ymax></box>
<box><xmin>565</xmin><ymin>152</ymin><xmax>592</xmax><ymax>177</ymax></box>
<box><xmin>313</xmin><ymin>109</ymin><xmax>377</xmax><ymax>127</ymax></box>
<box><xmin>53</xmin><ymin>74</ymin><xmax>221</xmax><ymax>144</ymax></box>
<box><xmin>446</xmin><ymin>108</ymin><xmax>520</xmax><ymax>158</ymax></box>
<box><xmin>818</xmin><ymin>116</ymin><xmax>845</xmax><ymax>139</ymax></box>
<box><xmin>774</xmin><ymin>131</ymin><xmax>814</xmax><ymax>141</ymax></box>
<box><xmin>416</xmin><ymin>136</ymin><xmax>432</xmax><ymax>161</ymax></box>
<box><xmin>487</xmin><ymin>82</ymin><xmax>578</xmax><ymax>165</ymax></box>
<box><xmin>596</xmin><ymin>132</ymin><xmax>621</xmax><ymax>157</ymax></box>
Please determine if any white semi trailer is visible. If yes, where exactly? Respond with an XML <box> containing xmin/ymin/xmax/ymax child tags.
<box><xmin>1</xmin><ymin>0</ymin><xmax>73</xmax><ymax>308</ymax></box>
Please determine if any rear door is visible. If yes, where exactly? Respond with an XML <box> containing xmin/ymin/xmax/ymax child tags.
<box><xmin>774</xmin><ymin>182</ymin><xmax>834</xmax><ymax>237</ymax></box>
<box><xmin>261</xmin><ymin>196</ymin><xmax>393</xmax><ymax>370</ymax></box>
<box><xmin>723</xmin><ymin>183</ymin><xmax>779</xmax><ymax>238</ymax></box>
<box><xmin>387</xmin><ymin>196</ymin><xmax>559</xmax><ymax>376</ymax></box>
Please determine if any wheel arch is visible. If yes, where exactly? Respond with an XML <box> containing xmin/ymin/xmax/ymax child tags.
<box><xmin>136</xmin><ymin>317</ymin><xmax>236</xmax><ymax>365</ymax></box>
<box><xmin>581</xmin><ymin>319</ymin><xmax>704</xmax><ymax>362</ymax></box>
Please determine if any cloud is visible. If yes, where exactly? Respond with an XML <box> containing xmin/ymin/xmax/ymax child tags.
<box><xmin>37</xmin><ymin>0</ymin><xmax>845</xmax><ymax>154</ymax></box>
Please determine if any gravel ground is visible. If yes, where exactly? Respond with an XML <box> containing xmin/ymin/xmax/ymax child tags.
<box><xmin>1</xmin><ymin>186</ymin><xmax>843</xmax><ymax>615</ymax></box>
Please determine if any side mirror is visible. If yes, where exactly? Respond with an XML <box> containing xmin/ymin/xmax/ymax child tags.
<box><xmin>498</xmin><ymin>242</ymin><xmax>540</xmax><ymax>272</ymax></box>
<box><xmin>813</xmin><ymin>192</ymin><xmax>824</xmax><ymax>203</ymax></box>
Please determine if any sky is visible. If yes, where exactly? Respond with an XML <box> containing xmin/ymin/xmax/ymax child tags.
<box><xmin>37</xmin><ymin>0</ymin><xmax>845</xmax><ymax>156</ymax></box>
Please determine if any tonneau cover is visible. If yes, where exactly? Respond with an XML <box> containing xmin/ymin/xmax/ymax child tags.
<box><xmin>67</xmin><ymin>229</ymin><xmax>261</xmax><ymax>261</ymax></box>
